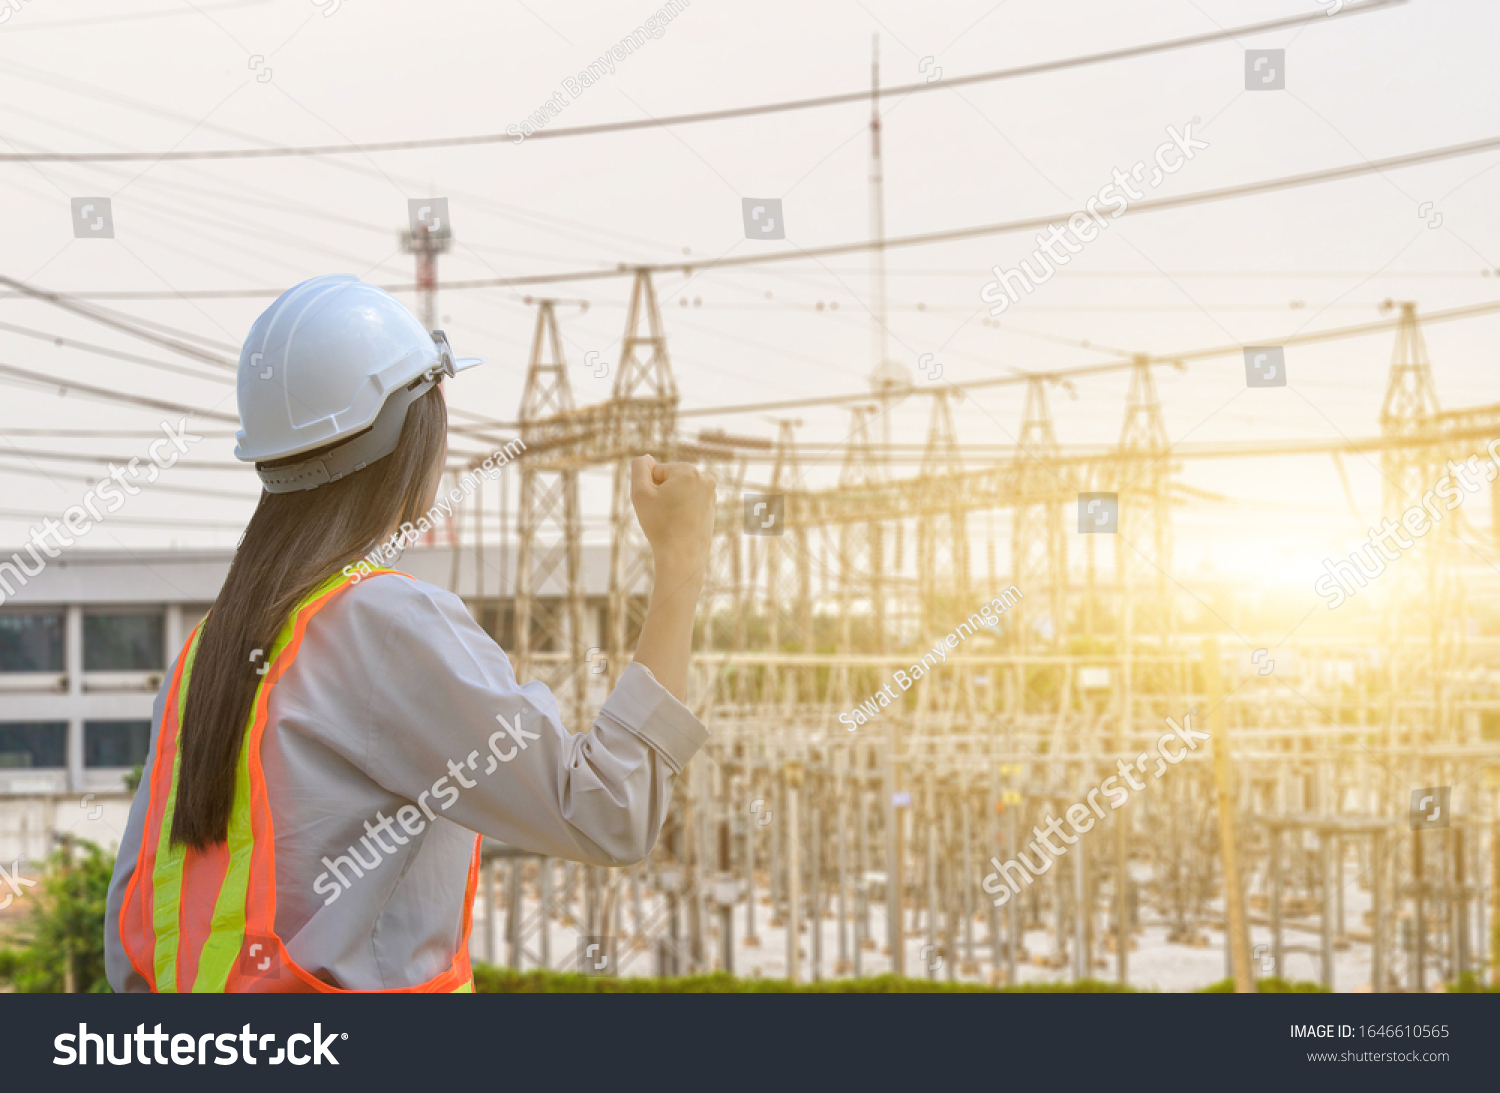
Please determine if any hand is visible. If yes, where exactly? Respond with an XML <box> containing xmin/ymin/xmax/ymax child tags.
<box><xmin>630</xmin><ymin>454</ymin><xmax>716</xmax><ymax>573</ymax></box>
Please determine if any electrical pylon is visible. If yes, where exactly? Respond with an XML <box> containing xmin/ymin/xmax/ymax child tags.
<box><xmin>1011</xmin><ymin>377</ymin><xmax>1068</xmax><ymax>650</ymax></box>
<box><xmin>512</xmin><ymin>301</ymin><xmax>586</xmax><ymax>728</ymax></box>
<box><xmin>1115</xmin><ymin>355</ymin><xmax>1173</xmax><ymax>638</ymax></box>
<box><xmin>829</xmin><ymin>405</ymin><xmax>885</xmax><ymax>721</ymax></box>
<box><xmin>1378</xmin><ymin>303</ymin><xmax>1460</xmax><ymax>747</ymax></box>
<box><xmin>607</xmin><ymin>270</ymin><xmax>680</xmax><ymax>689</ymax></box>
<box><xmin>918</xmin><ymin>389</ymin><xmax>969</xmax><ymax>637</ymax></box>
<box><xmin>763</xmin><ymin>419</ymin><xmax>813</xmax><ymax>711</ymax></box>
<box><xmin>916</xmin><ymin>388</ymin><xmax>975</xmax><ymax>732</ymax></box>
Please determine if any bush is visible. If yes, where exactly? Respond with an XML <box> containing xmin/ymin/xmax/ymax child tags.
<box><xmin>0</xmin><ymin>839</ymin><xmax>114</xmax><ymax>993</ymax></box>
<box><xmin>1445</xmin><ymin>972</ymin><xmax>1500</xmax><ymax>993</ymax></box>
<box><xmin>1199</xmin><ymin>976</ymin><xmax>1329</xmax><ymax>993</ymax></box>
<box><xmin>472</xmin><ymin>966</ymin><xmax>1134</xmax><ymax>993</ymax></box>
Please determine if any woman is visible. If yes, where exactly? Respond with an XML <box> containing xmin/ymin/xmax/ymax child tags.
<box><xmin>104</xmin><ymin>275</ymin><xmax>716</xmax><ymax>992</ymax></box>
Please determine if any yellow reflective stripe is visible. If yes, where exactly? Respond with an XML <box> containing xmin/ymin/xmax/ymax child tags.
<box><xmin>191</xmin><ymin>569</ymin><xmax>368</xmax><ymax>991</ymax></box>
<box><xmin>149</xmin><ymin>626</ymin><xmax>205</xmax><ymax>994</ymax></box>
<box><xmin>451</xmin><ymin>980</ymin><xmax>474</xmax><ymax>993</ymax></box>
<box><xmin>189</xmin><ymin>724</ymin><xmax>256</xmax><ymax>992</ymax></box>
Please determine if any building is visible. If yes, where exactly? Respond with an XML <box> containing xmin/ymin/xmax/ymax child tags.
<box><xmin>0</xmin><ymin>544</ymin><xmax>613</xmax><ymax>864</ymax></box>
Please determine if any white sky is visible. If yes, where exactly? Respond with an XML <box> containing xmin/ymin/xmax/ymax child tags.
<box><xmin>1</xmin><ymin>0</ymin><xmax>1498</xmax><ymax>601</ymax></box>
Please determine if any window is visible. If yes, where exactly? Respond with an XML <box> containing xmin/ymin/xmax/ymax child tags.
<box><xmin>84</xmin><ymin>611</ymin><xmax>164</xmax><ymax>671</ymax></box>
<box><xmin>85</xmin><ymin>720</ymin><xmax>152</xmax><ymax>768</ymax></box>
<box><xmin>177</xmin><ymin>604</ymin><xmax>214</xmax><ymax>660</ymax></box>
<box><xmin>182</xmin><ymin>604</ymin><xmax>213</xmax><ymax>637</ymax></box>
<box><xmin>0</xmin><ymin>722</ymin><xmax>67</xmax><ymax>768</ymax></box>
<box><xmin>0</xmin><ymin>612</ymin><xmax>64</xmax><ymax>673</ymax></box>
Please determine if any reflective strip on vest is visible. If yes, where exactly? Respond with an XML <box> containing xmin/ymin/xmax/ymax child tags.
<box><xmin>119</xmin><ymin>568</ymin><xmax>481</xmax><ymax>993</ymax></box>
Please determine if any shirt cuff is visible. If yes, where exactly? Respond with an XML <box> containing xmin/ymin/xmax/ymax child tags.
<box><xmin>601</xmin><ymin>662</ymin><xmax>710</xmax><ymax>773</ymax></box>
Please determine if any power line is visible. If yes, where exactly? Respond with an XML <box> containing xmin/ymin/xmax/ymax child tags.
<box><xmin>0</xmin><ymin>57</ymin><xmax>697</xmax><ymax>265</ymax></box>
<box><xmin>0</xmin><ymin>0</ymin><xmax>1402</xmax><ymax>164</ymax></box>
<box><xmin>0</xmin><ymin>460</ymin><xmax>256</xmax><ymax>501</ymax></box>
<box><xmin>0</xmin><ymin>319</ymin><xmax>234</xmax><ymax>385</ymax></box>
<box><xmin>0</xmin><ymin>505</ymin><xmax>246</xmax><ymax>530</ymax></box>
<box><xmin>0</xmin><ymin>439</ymin><xmax>510</xmax><ymax>472</ymax></box>
<box><xmin>0</xmin><ymin>429</ymin><xmax>240</xmax><ymax>439</ymax></box>
<box><xmin>0</xmin><ymin>361</ymin><xmax>238</xmax><ymax>422</ymax></box>
<box><xmin>674</xmin><ymin>297</ymin><xmax>1500</xmax><ymax>418</ymax></box>
<box><xmin>0</xmin><ymin>357</ymin><xmax>519</xmax><ymax>444</ymax></box>
<box><xmin>36</xmin><ymin>129</ymin><xmax>1500</xmax><ymax>301</ymax></box>
<box><xmin>9</xmin><ymin>291</ymin><xmax>1492</xmax><ymax>434</ymax></box>
<box><xmin>0</xmin><ymin>278</ymin><xmax>522</xmax><ymax>437</ymax></box>
<box><xmin>532</xmin><ymin>133</ymin><xmax>1500</xmax><ymax>285</ymax></box>
<box><xmin>681</xmin><ymin>421</ymin><xmax>1500</xmax><ymax>464</ymax></box>
<box><xmin>0</xmin><ymin>446</ymin><xmax>245</xmax><ymax>470</ymax></box>
<box><xmin>0</xmin><ymin>274</ymin><xmax>237</xmax><ymax>369</ymax></box>
<box><xmin>0</xmin><ymin>0</ymin><xmax>268</xmax><ymax>34</ymax></box>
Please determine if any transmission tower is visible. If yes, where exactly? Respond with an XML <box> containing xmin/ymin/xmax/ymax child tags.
<box><xmin>916</xmin><ymin>389</ymin><xmax>975</xmax><ymax>732</ymax></box>
<box><xmin>918</xmin><ymin>389</ymin><xmax>970</xmax><ymax>637</ymax></box>
<box><xmin>607</xmin><ymin>270</ymin><xmax>680</xmax><ymax>688</ymax></box>
<box><xmin>513</xmin><ymin>301</ymin><xmax>586</xmax><ymax>728</ymax></box>
<box><xmin>1378</xmin><ymin>303</ymin><xmax>1460</xmax><ymax>747</ymax></box>
<box><xmin>764</xmin><ymin>419</ymin><xmax>814</xmax><ymax>711</ymax></box>
<box><xmin>1115</xmin><ymin>355</ymin><xmax>1173</xmax><ymax>636</ymax></box>
<box><xmin>1011</xmin><ymin>377</ymin><xmax>1068</xmax><ymax>649</ymax></box>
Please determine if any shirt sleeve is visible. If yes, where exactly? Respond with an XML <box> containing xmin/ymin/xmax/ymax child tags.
<box><xmin>320</xmin><ymin>573</ymin><xmax>709</xmax><ymax>866</ymax></box>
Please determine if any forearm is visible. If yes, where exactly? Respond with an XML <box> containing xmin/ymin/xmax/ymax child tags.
<box><xmin>631</xmin><ymin>548</ymin><xmax>706</xmax><ymax>702</ymax></box>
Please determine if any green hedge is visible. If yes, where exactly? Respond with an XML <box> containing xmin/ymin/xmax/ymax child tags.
<box><xmin>1444</xmin><ymin>972</ymin><xmax>1500</xmax><ymax>993</ymax></box>
<box><xmin>1199</xmin><ymin>976</ymin><xmax>1330</xmax><ymax>993</ymax></box>
<box><xmin>472</xmin><ymin>966</ymin><xmax>1134</xmax><ymax>993</ymax></box>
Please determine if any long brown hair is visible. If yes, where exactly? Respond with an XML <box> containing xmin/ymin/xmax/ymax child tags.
<box><xmin>170</xmin><ymin>388</ymin><xmax>448</xmax><ymax>850</ymax></box>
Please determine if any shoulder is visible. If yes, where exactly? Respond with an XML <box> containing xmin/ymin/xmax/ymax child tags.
<box><xmin>291</xmin><ymin>569</ymin><xmax>501</xmax><ymax>686</ymax></box>
<box><xmin>338</xmin><ymin>569</ymin><xmax>467</xmax><ymax>619</ymax></box>
<box><xmin>324</xmin><ymin>569</ymin><xmax>482</xmax><ymax>643</ymax></box>
<box><xmin>308</xmin><ymin>568</ymin><xmax>515</xmax><ymax>690</ymax></box>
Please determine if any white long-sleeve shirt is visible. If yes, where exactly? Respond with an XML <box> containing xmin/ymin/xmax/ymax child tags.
<box><xmin>104</xmin><ymin>573</ymin><xmax>707</xmax><ymax>991</ymax></box>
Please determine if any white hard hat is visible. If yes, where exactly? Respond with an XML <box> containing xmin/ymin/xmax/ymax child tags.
<box><xmin>234</xmin><ymin>275</ymin><xmax>481</xmax><ymax>493</ymax></box>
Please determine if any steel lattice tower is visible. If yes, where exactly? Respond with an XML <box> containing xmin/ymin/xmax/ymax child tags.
<box><xmin>512</xmin><ymin>301</ymin><xmax>586</xmax><ymax>728</ymax></box>
<box><xmin>1011</xmin><ymin>377</ymin><xmax>1068</xmax><ymax>649</ymax></box>
<box><xmin>607</xmin><ymin>270</ymin><xmax>680</xmax><ymax>689</ymax></box>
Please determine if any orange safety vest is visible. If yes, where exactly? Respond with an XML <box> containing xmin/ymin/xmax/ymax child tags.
<box><xmin>119</xmin><ymin>568</ymin><xmax>481</xmax><ymax>993</ymax></box>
